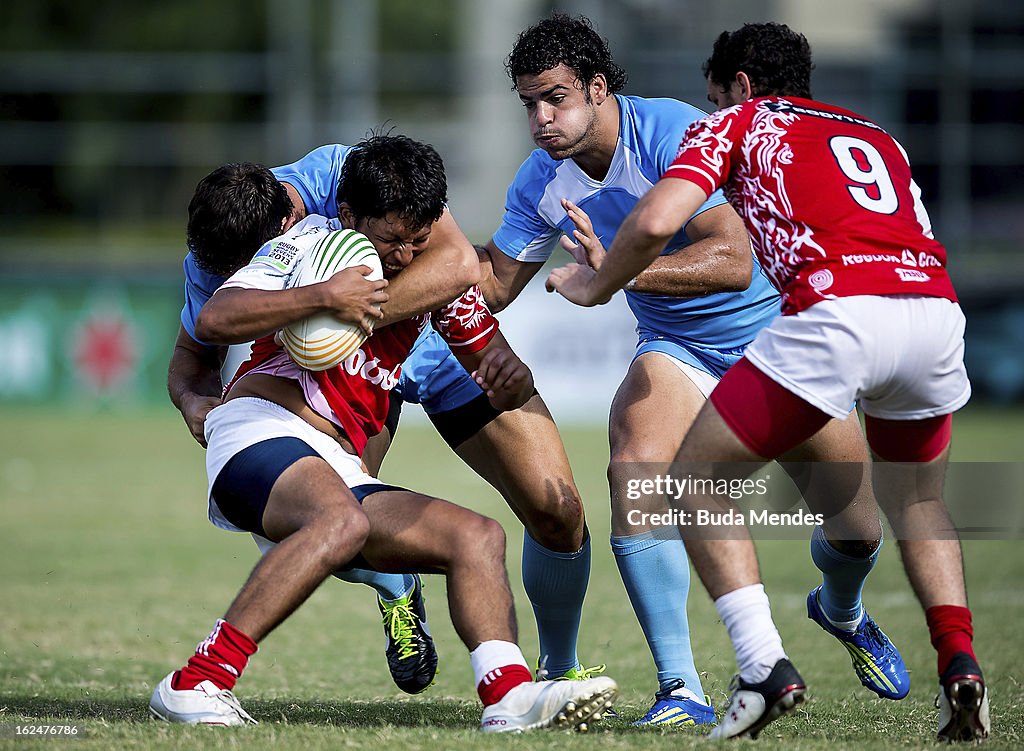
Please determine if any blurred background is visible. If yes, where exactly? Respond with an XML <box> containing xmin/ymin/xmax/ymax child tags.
<box><xmin>1</xmin><ymin>0</ymin><xmax>1022</xmax><ymax>417</ymax></box>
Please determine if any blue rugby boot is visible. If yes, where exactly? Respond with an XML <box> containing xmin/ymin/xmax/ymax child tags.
<box><xmin>633</xmin><ymin>678</ymin><xmax>716</xmax><ymax>727</ymax></box>
<box><xmin>807</xmin><ymin>585</ymin><xmax>909</xmax><ymax>700</ymax></box>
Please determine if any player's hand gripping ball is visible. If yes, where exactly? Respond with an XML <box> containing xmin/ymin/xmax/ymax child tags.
<box><xmin>280</xmin><ymin>229</ymin><xmax>383</xmax><ymax>370</ymax></box>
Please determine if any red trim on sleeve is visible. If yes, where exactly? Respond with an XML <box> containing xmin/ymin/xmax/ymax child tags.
<box><xmin>661</xmin><ymin>164</ymin><xmax>717</xmax><ymax>197</ymax></box>
<box><xmin>432</xmin><ymin>285</ymin><xmax>499</xmax><ymax>354</ymax></box>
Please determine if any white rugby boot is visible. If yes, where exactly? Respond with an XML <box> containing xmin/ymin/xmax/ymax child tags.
<box><xmin>479</xmin><ymin>676</ymin><xmax>618</xmax><ymax>733</ymax></box>
<box><xmin>149</xmin><ymin>672</ymin><xmax>257</xmax><ymax>726</ymax></box>
<box><xmin>709</xmin><ymin>658</ymin><xmax>806</xmax><ymax>740</ymax></box>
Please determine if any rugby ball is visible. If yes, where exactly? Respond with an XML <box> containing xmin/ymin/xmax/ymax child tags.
<box><xmin>280</xmin><ymin>228</ymin><xmax>383</xmax><ymax>371</ymax></box>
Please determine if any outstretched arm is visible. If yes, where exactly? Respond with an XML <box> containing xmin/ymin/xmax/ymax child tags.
<box><xmin>431</xmin><ymin>285</ymin><xmax>534</xmax><ymax>411</ymax></box>
<box><xmin>167</xmin><ymin>325</ymin><xmax>225</xmax><ymax>447</ymax></box>
<box><xmin>559</xmin><ymin>199</ymin><xmax>751</xmax><ymax>296</ymax></box>
<box><xmin>546</xmin><ymin>178</ymin><xmax>709</xmax><ymax>306</ymax></box>
<box><xmin>475</xmin><ymin>240</ymin><xmax>545</xmax><ymax>313</ymax></box>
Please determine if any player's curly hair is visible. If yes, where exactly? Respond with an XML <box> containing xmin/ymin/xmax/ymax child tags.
<box><xmin>506</xmin><ymin>13</ymin><xmax>627</xmax><ymax>98</ymax></box>
<box><xmin>337</xmin><ymin>134</ymin><xmax>447</xmax><ymax>229</ymax></box>
<box><xmin>703</xmin><ymin>22</ymin><xmax>813</xmax><ymax>99</ymax></box>
<box><xmin>186</xmin><ymin>162</ymin><xmax>291</xmax><ymax>276</ymax></box>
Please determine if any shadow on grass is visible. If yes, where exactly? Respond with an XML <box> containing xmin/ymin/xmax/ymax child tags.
<box><xmin>0</xmin><ymin>694</ymin><xmax>482</xmax><ymax>729</ymax></box>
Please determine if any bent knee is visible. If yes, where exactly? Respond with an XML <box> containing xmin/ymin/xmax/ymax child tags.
<box><xmin>314</xmin><ymin>505</ymin><xmax>370</xmax><ymax>570</ymax></box>
<box><xmin>609</xmin><ymin>442</ymin><xmax>668</xmax><ymax>467</ymax></box>
<box><xmin>519</xmin><ymin>486</ymin><xmax>583</xmax><ymax>548</ymax></box>
<box><xmin>829</xmin><ymin>536</ymin><xmax>881</xmax><ymax>558</ymax></box>
<box><xmin>454</xmin><ymin>513</ymin><xmax>506</xmax><ymax>561</ymax></box>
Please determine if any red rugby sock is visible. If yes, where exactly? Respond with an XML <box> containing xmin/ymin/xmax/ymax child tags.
<box><xmin>477</xmin><ymin>664</ymin><xmax>533</xmax><ymax>706</ymax></box>
<box><xmin>172</xmin><ymin>619</ymin><xmax>258</xmax><ymax>691</ymax></box>
<box><xmin>925</xmin><ymin>605</ymin><xmax>975</xmax><ymax>675</ymax></box>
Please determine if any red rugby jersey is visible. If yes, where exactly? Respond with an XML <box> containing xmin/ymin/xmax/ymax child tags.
<box><xmin>231</xmin><ymin>285</ymin><xmax>497</xmax><ymax>455</ymax></box>
<box><xmin>663</xmin><ymin>96</ymin><xmax>957</xmax><ymax>314</ymax></box>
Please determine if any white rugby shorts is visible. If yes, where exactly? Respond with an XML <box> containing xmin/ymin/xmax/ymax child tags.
<box><xmin>204</xmin><ymin>396</ymin><xmax>375</xmax><ymax>532</ymax></box>
<box><xmin>744</xmin><ymin>295</ymin><xmax>971</xmax><ymax>420</ymax></box>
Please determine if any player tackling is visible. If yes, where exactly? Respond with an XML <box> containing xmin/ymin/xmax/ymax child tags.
<box><xmin>547</xmin><ymin>22</ymin><xmax>988</xmax><ymax>742</ymax></box>
<box><xmin>149</xmin><ymin>135</ymin><xmax>617</xmax><ymax>731</ymax></box>
<box><xmin>172</xmin><ymin>143</ymin><xmax>603</xmax><ymax>690</ymax></box>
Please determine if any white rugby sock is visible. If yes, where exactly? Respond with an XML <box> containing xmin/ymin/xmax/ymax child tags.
<box><xmin>469</xmin><ymin>640</ymin><xmax>530</xmax><ymax>686</ymax></box>
<box><xmin>470</xmin><ymin>640</ymin><xmax>532</xmax><ymax>706</ymax></box>
<box><xmin>715</xmin><ymin>583</ymin><xmax>787</xmax><ymax>684</ymax></box>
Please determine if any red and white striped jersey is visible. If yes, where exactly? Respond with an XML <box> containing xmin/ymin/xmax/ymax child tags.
<box><xmin>222</xmin><ymin>215</ymin><xmax>498</xmax><ymax>455</ymax></box>
<box><xmin>663</xmin><ymin>96</ymin><xmax>957</xmax><ymax>314</ymax></box>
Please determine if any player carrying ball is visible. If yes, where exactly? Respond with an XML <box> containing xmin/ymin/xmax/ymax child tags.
<box><xmin>150</xmin><ymin>135</ymin><xmax>617</xmax><ymax>732</ymax></box>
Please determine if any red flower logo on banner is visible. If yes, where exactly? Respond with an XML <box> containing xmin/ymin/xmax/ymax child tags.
<box><xmin>73</xmin><ymin>313</ymin><xmax>138</xmax><ymax>392</ymax></box>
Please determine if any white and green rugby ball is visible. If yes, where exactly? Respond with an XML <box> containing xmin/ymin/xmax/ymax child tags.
<box><xmin>280</xmin><ymin>228</ymin><xmax>383</xmax><ymax>371</ymax></box>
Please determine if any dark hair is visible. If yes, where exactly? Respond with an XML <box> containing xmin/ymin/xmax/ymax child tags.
<box><xmin>702</xmin><ymin>22</ymin><xmax>813</xmax><ymax>99</ymax></box>
<box><xmin>337</xmin><ymin>134</ymin><xmax>447</xmax><ymax>228</ymax></box>
<box><xmin>506</xmin><ymin>13</ymin><xmax>627</xmax><ymax>97</ymax></box>
<box><xmin>186</xmin><ymin>162</ymin><xmax>291</xmax><ymax>276</ymax></box>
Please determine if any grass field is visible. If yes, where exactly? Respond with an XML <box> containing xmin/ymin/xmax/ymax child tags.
<box><xmin>1</xmin><ymin>404</ymin><xmax>1022</xmax><ymax>750</ymax></box>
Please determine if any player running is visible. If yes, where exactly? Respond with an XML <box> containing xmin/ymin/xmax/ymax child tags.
<box><xmin>173</xmin><ymin>142</ymin><xmax>600</xmax><ymax>690</ymax></box>
<box><xmin>547</xmin><ymin>22</ymin><xmax>987</xmax><ymax>742</ymax></box>
<box><xmin>150</xmin><ymin>135</ymin><xmax>618</xmax><ymax>731</ymax></box>
<box><xmin>478</xmin><ymin>14</ymin><xmax>905</xmax><ymax>725</ymax></box>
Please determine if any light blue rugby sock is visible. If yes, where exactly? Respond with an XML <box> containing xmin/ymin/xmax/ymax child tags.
<box><xmin>522</xmin><ymin>531</ymin><xmax>591</xmax><ymax>677</ymax></box>
<box><xmin>334</xmin><ymin>568</ymin><xmax>415</xmax><ymax>602</ymax></box>
<box><xmin>810</xmin><ymin>524</ymin><xmax>879</xmax><ymax>625</ymax></box>
<box><xmin>611</xmin><ymin>531</ymin><xmax>705</xmax><ymax>697</ymax></box>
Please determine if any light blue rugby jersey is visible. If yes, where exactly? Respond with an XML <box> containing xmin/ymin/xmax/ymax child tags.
<box><xmin>180</xmin><ymin>145</ymin><xmax>354</xmax><ymax>343</ymax></box>
<box><xmin>180</xmin><ymin>146</ymin><xmax>468</xmax><ymax>412</ymax></box>
<box><xmin>271</xmin><ymin>143</ymin><xmax>350</xmax><ymax>218</ymax></box>
<box><xmin>493</xmin><ymin>95</ymin><xmax>780</xmax><ymax>349</ymax></box>
<box><xmin>180</xmin><ymin>254</ymin><xmax>224</xmax><ymax>342</ymax></box>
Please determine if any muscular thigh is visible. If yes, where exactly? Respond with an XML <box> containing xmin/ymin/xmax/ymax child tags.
<box><xmin>453</xmin><ymin>394</ymin><xmax>581</xmax><ymax>528</ymax></box>
<box><xmin>261</xmin><ymin>455</ymin><xmax>365</xmax><ymax>541</ymax></box>
<box><xmin>610</xmin><ymin>353</ymin><xmax>710</xmax><ymax>462</ymax></box>
<box><xmin>608</xmin><ymin>353</ymin><xmax>709</xmax><ymax>535</ymax></box>
<box><xmin>779</xmin><ymin>411</ymin><xmax>878</xmax><ymax>539</ymax></box>
<box><xmin>782</xmin><ymin>411</ymin><xmax>868</xmax><ymax>462</ymax></box>
<box><xmin>358</xmin><ymin>489</ymin><xmax>496</xmax><ymax>573</ymax></box>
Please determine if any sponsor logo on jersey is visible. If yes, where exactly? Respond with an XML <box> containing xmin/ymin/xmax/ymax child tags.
<box><xmin>895</xmin><ymin>268</ymin><xmax>930</xmax><ymax>282</ymax></box>
<box><xmin>808</xmin><ymin>269</ymin><xmax>835</xmax><ymax>294</ymax></box>
<box><xmin>841</xmin><ymin>250</ymin><xmax>943</xmax><ymax>270</ymax></box>
<box><xmin>253</xmin><ymin>240</ymin><xmax>300</xmax><ymax>272</ymax></box>
<box><xmin>842</xmin><ymin>252</ymin><xmax>901</xmax><ymax>266</ymax></box>
<box><xmin>765</xmin><ymin>100</ymin><xmax>885</xmax><ymax>132</ymax></box>
<box><xmin>342</xmin><ymin>348</ymin><xmax>401</xmax><ymax>390</ymax></box>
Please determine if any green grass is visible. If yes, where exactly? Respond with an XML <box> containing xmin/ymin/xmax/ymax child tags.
<box><xmin>1</xmin><ymin>404</ymin><xmax>1022</xmax><ymax>749</ymax></box>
